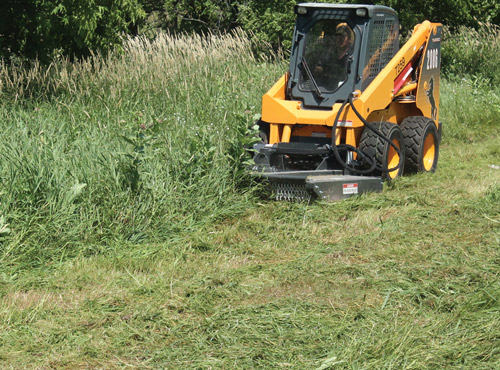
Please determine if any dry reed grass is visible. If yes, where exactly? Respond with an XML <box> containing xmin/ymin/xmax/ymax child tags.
<box><xmin>0</xmin><ymin>30</ymin><xmax>259</xmax><ymax>102</ymax></box>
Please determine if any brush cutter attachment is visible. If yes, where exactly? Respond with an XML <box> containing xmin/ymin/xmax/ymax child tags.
<box><xmin>252</xmin><ymin>143</ymin><xmax>382</xmax><ymax>201</ymax></box>
<box><xmin>257</xmin><ymin>170</ymin><xmax>382</xmax><ymax>202</ymax></box>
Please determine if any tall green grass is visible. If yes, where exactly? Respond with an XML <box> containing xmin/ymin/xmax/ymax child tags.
<box><xmin>0</xmin><ymin>31</ymin><xmax>283</xmax><ymax>267</ymax></box>
<box><xmin>440</xmin><ymin>78</ymin><xmax>500</xmax><ymax>143</ymax></box>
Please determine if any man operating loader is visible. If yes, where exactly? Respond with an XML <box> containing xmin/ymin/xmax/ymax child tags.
<box><xmin>303</xmin><ymin>21</ymin><xmax>354</xmax><ymax>92</ymax></box>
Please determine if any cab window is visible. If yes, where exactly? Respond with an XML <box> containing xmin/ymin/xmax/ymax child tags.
<box><xmin>299</xmin><ymin>20</ymin><xmax>355</xmax><ymax>93</ymax></box>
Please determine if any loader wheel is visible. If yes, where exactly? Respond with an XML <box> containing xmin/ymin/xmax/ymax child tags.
<box><xmin>359</xmin><ymin>122</ymin><xmax>405</xmax><ymax>181</ymax></box>
<box><xmin>400</xmin><ymin>116</ymin><xmax>439</xmax><ymax>173</ymax></box>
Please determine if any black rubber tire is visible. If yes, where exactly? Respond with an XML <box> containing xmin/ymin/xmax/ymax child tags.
<box><xmin>400</xmin><ymin>116</ymin><xmax>439</xmax><ymax>174</ymax></box>
<box><xmin>359</xmin><ymin>122</ymin><xmax>405</xmax><ymax>181</ymax></box>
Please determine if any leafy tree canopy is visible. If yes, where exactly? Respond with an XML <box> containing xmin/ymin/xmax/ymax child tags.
<box><xmin>1</xmin><ymin>0</ymin><xmax>499</xmax><ymax>60</ymax></box>
<box><xmin>148</xmin><ymin>0</ymin><xmax>499</xmax><ymax>51</ymax></box>
<box><xmin>0</xmin><ymin>0</ymin><xmax>144</xmax><ymax>61</ymax></box>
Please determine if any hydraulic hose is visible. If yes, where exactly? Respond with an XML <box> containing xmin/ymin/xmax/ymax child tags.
<box><xmin>329</xmin><ymin>92</ymin><xmax>403</xmax><ymax>175</ymax></box>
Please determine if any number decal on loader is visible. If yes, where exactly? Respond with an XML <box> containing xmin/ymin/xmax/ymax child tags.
<box><xmin>395</xmin><ymin>57</ymin><xmax>406</xmax><ymax>75</ymax></box>
<box><xmin>426</xmin><ymin>48</ymin><xmax>439</xmax><ymax>70</ymax></box>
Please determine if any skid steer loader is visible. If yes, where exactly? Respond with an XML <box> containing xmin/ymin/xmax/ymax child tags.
<box><xmin>252</xmin><ymin>3</ymin><xmax>442</xmax><ymax>201</ymax></box>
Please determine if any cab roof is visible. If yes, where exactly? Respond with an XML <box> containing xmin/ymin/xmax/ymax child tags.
<box><xmin>295</xmin><ymin>3</ymin><xmax>397</xmax><ymax>18</ymax></box>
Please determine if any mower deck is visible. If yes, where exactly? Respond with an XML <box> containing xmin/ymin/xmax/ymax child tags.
<box><xmin>255</xmin><ymin>170</ymin><xmax>383</xmax><ymax>201</ymax></box>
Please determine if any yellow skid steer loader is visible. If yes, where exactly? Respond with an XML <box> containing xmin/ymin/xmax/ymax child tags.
<box><xmin>252</xmin><ymin>3</ymin><xmax>442</xmax><ymax>201</ymax></box>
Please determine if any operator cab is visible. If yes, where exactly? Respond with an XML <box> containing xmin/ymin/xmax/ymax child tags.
<box><xmin>288</xmin><ymin>3</ymin><xmax>399</xmax><ymax>108</ymax></box>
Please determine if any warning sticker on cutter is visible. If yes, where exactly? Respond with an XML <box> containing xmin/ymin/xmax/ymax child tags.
<box><xmin>343</xmin><ymin>183</ymin><xmax>358</xmax><ymax>195</ymax></box>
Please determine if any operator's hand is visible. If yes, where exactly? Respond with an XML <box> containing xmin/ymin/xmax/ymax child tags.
<box><xmin>314</xmin><ymin>65</ymin><xmax>323</xmax><ymax>74</ymax></box>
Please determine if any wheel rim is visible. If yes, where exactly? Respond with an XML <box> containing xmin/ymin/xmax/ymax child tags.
<box><xmin>422</xmin><ymin>133</ymin><xmax>436</xmax><ymax>171</ymax></box>
<box><xmin>387</xmin><ymin>138</ymin><xmax>401</xmax><ymax>179</ymax></box>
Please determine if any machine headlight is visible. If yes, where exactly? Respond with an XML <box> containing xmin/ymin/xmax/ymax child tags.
<box><xmin>356</xmin><ymin>8</ymin><xmax>368</xmax><ymax>17</ymax></box>
<box><xmin>296</xmin><ymin>6</ymin><xmax>308</xmax><ymax>15</ymax></box>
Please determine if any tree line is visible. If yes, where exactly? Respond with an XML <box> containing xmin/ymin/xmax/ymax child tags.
<box><xmin>1</xmin><ymin>0</ymin><xmax>499</xmax><ymax>62</ymax></box>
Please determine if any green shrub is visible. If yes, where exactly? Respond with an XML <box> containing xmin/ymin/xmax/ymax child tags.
<box><xmin>442</xmin><ymin>23</ymin><xmax>500</xmax><ymax>84</ymax></box>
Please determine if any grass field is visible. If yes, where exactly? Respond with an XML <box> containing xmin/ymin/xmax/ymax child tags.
<box><xmin>0</xmin><ymin>32</ymin><xmax>499</xmax><ymax>369</ymax></box>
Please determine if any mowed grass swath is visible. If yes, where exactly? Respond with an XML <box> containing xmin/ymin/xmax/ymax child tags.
<box><xmin>0</xmin><ymin>26</ymin><xmax>499</xmax><ymax>369</ymax></box>
<box><xmin>0</xmin><ymin>31</ymin><xmax>283</xmax><ymax>267</ymax></box>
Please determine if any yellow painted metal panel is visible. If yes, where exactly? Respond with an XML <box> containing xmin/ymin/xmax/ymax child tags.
<box><xmin>260</xmin><ymin>21</ymin><xmax>442</xmax><ymax>144</ymax></box>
